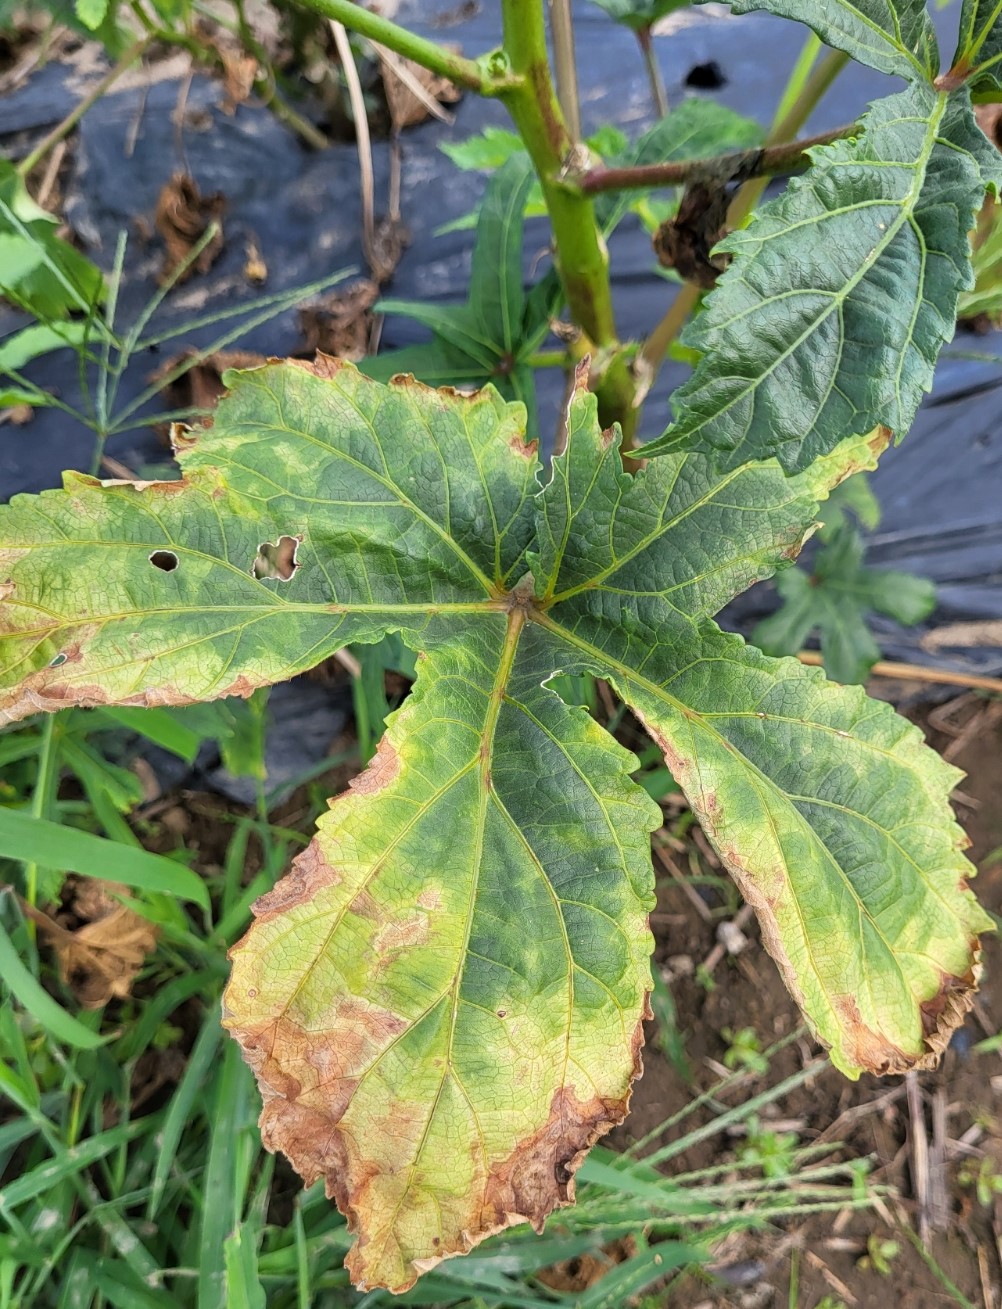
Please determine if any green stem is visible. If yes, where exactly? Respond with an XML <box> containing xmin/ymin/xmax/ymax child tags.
<box><xmin>500</xmin><ymin>0</ymin><xmax>635</xmax><ymax>439</ymax></box>
<box><xmin>549</xmin><ymin>0</ymin><xmax>582</xmax><ymax>140</ymax></box>
<box><xmin>16</xmin><ymin>37</ymin><xmax>150</xmax><ymax>178</ymax></box>
<box><xmin>729</xmin><ymin>46</ymin><xmax>849</xmax><ymax>226</ymax></box>
<box><xmin>635</xmin><ymin>45</ymin><xmax>850</xmax><ymax>395</ymax></box>
<box><xmin>636</xmin><ymin>24</ymin><xmax>668</xmax><ymax>120</ymax></box>
<box><xmin>288</xmin><ymin>0</ymin><xmax>507</xmax><ymax>94</ymax></box>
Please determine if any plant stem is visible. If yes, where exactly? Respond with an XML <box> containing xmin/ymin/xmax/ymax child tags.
<box><xmin>288</xmin><ymin>0</ymin><xmax>506</xmax><ymax>94</ymax></box>
<box><xmin>500</xmin><ymin>0</ymin><xmax>635</xmax><ymax>439</ymax></box>
<box><xmin>729</xmin><ymin>47</ymin><xmax>849</xmax><ymax>226</ymax></box>
<box><xmin>633</xmin><ymin>46</ymin><xmax>851</xmax><ymax>399</ymax></box>
<box><xmin>636</xmin><ymin>25</ymin><xmax>668</xmax><ymax>119</ymax></box>
<box><xmin>579</xmin><ymin>122</ymin><xmax>854</xmax><ymax>195</ymax></box>
<box><xmin>549</xmin><ymin>0</ymin><xmax>582</xmax><ymax>141</ymax></box>
<box><xmin>16</xmin><ymin>37</ymin><xmax>150</xmax><ymax>179</ymax></box>
<box><xmin>633</xmin><ymin>281</ymin><xmax>699</xmax><ymax>405</ymax></box>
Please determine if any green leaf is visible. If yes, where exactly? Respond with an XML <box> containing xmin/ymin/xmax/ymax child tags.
<box><xmin>753</xmin><ymin>522</ymin><xmax>936</xmax><ymax>683</ymax></box>
<box><xmin>0</xmin><ymin>808</ymin><xmax>210</xmax><ymax>909</ymax></box>
<box><xmin>74</xmin><ymin>0</ymin><xmax>110</xmax><ymax>29</ymax></box>
<box><xmin>951</xmin><ymin>0</ymin><xmax>1002</xmax><ymax>90</ymax></box>
<box><xmin>363</xmin><ymin>156</ymin><xmax>547</xmax><ymax>417</ymax></box>
<box><xmin>440</xmin><ymin>127</ymin><xmax>525</xmax><ymax>171</ymax></box>
<box><xmin>0</xmin><ymin>362</ymin><xmax>989</xmax><ymax>1291</ymax></box>
<box><xmin>588</xmin><ymin>0</ymin><xmax>689</xmax><ymax>30</ymax></box>
<box><xmin>226</xmin><ymin>618</ymin><xmax>657</xmax><ymax>1292</ymax></box>
<box><xmin>0</xmin><ymin>164</ymin><xmax>104</xmax><ymax>321</ymax></box>
<box><xmin>0</xmin><ymin>323</ymin><xmax>91</xmax><ymax>372</ymax></box>
<box><xmin>598</xmin><ymin>98</ymin><xmax>763</xmax><ymax>233</ymax></box>
<box><xmin>534</xmin><ymin>383</ymin><xmax>990</xmax><ymax>1081</ymax></box>
<box><xmin>724</xmin><ymin>0</ymin><xmax>938</xmax><ymax>82</ymax></box>
<box><xmin>646</xmin><ymin>85</ymin><xmax>997</xmax><ymax>472</ymax></box>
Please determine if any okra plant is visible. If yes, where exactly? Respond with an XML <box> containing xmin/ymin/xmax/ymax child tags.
<box><xmin>2</xmin><ymin>0</ymin><xmax>1001</xmax><ymax>1295</ymax></box>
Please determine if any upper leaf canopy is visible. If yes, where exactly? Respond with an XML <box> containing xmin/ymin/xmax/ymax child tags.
<box><xmin>644</xmin><ymin>85</ymin><xmax>997</xmax><ymax>472</ymax></box>
<box><xmin>722</xmin><ymin>0</ymin><xmax>939</xmax><ymax>83</ymax></box>
<box><xmin>951</xmin><ymin>0</ymin><xmax>1002</xmax><ymax>90</ymax></box>
<box><xmin>0</xmin><ymin>362</ymin><xmax>990</xmax><ymax>1289</ymax></box>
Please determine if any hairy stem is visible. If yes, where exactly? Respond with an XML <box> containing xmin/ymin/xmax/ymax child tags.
<box><xmin>579</xmin><ymin>122</ymin><xmax>854</xmax><ymax>195</ymax></box>
<box><xmin>16</xmin><ymin>37</ymin><xmax>150</xmax><ymax>178</ymax></box>
<box><xmin>289</xmin><ymin>0</ymin><xmax>505</xmax><ymax>93</ymax></box>
<box><xmin>636</xmin><ymin>25</ymin><xmax>668</xmax><ymax>120</ymax></box>
<box><xmin>501</xmin><ymin>0</ymin><xmax>635</xmax><ymax>439</ymax></box>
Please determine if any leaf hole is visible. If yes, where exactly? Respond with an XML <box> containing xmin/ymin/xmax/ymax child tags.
<box><xmin>49</xmin><ymin>652</ymin><xmax>68</xmax><ymax>667</ymax></box>
<box><xmin>252</xmin><ymin>535</ymin><xmax>301</xmax><ymax>581</ymax></box>
<box><xmin>150</xmin><ymin>550</ymin><xmax>179</xmax><ymax>572</ymax></box>
<box><xmin>496</xmin><ymin>1009</ymin><xmax>507</xmax><ymax>1018</ymax></box>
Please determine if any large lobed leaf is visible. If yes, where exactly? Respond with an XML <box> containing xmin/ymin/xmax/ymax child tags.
<box><xmin>721</xmin><ymin>0</ymin><xmax>938</xmax><ymax>82</ymax></box>
<box><xmin>645</xmin><ymin>84</ymin><xmax>1000</xmax><ymax>472</ymax></box>
<box><xmin>0</xmin><ymin>361</ymin><xmax>990</xmax><ymax>1290</ymax></box>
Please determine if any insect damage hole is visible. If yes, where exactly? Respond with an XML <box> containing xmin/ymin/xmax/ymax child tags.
<box><xmin>149</xmin><ymin>550</ymin><xmax>179</xmax><ymax>572</ymax></box>
<box><xmin>252</xmin><ymin>535</ymin><xmax>302</xmax><ymax>581</ymax></box>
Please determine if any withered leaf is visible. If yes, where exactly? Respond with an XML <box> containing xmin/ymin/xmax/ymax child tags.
<box><xmin>155</xmin><ymin>172</ymin><xmax>226</xmax><ymax>286</ymax></box>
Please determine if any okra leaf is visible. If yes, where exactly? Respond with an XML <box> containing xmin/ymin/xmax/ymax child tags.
<box><xmin>0</xmin><ymin>359</ymin><xmax>537</xmax><ymax>724</ymax></box>
<box><xmin>951</xmin><ymin>0</ymin><xmax>1002</xmax><ymax>91</ymax></box>
<box><xmin>0</xmin><ymin>364</ymin><xmax>989</xmax><ymax>1291</ymax></box>
<box><xmin>722</xmin><ymin>0</ymin><xmax>938</xmax><ymax>82</ymax></box>
<box><xmin>753</xmin><ymin>522</ymin><xmax>936</xmax><ymax>683</ymax></box>
<box><xmin>535</xmin><ymin>384</ymin><xmax>990</xmax><ymax>1080</ymax></box>
<box><xmin>645</xmin><ymin>85</ymin><xmax>998</xmax><ymax>472</ymax></box>
<box><xmin>225</xmin><ymin>618</ymin><xmax>658</xmax><ymax>1292</ymax></box>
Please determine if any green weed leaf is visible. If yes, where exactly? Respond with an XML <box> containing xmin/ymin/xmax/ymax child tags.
<box><xmin>364</xmin><ymin>155</ymin><xmax>550</xmax><ymax>421</ymax></box>
<box><xmin>589</xmin><ymin>0</ymin><xmax>689</xmax><ymax>30</ymax></box>
<box><xmin>0</xmin><ymin>363</ymin><xmax>989</xmax><ymax>1289</ymax></box>
<box><xmin>753</xmin><ymin>522</ymin><xmax>936</xmax><ymax>683</ymax></box>
<box><xmin>646</xmin><ymin>85</ymin><xmax>998</xmax><ymax>472</ymax></box>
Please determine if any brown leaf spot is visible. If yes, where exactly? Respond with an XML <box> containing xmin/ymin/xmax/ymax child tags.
<box><xmin>290</xmin><ymin>350</ymin><xmax>346</xmax><ymax>382</ymax></box>
<box><xmin>509</xmin><ymin>433</ymin><xmax>539</xmax><ymax>459</ymax></box>
<box><xmin>372</xmin><ymin>914</ymin><xmax>428</xmax><ymax>956</ymax></box>
<box><xmin>416</xmin><ymin>887</ymin><xmax>442</xmax><ymax>911</ymax></box>
<box><xmin>250</xmin><ymin>840</ymin><xmax>342</xmax><ymax>921</ymax></box>
<box><xmin>0</xmin><ymin>579</ymin><xmax>14</xmax><ymax>602</ymax></box>
<box><xmin>344</xmin><ymin>736</ymin><xmax>400</xmax><ymax>800</ymax></box>
<box><xmin>481</xmin><ymin>1007</ymin><xmax>647</xmax><ymax>1236</ymax></box>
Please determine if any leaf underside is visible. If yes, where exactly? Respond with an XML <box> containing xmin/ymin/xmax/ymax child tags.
<box><xmin>723</xmin><ymin>0</ymin><xmax>939</xmax><ymax>82</ymax></box>
<box><xmin>646</xmin><ymin>84</ymin><xmax>998</xmax><ymax>472</ymax></box>
<box><xmin>0</xmin><ymin>360</ymin><xmax>990</xmax><ymax>1291</ymax></box>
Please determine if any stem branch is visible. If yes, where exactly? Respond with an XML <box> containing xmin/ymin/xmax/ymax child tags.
<box><xmin>289</xmin><ymin>0</ymin><xmax>506</xmax><ymax>94</ymax></box>
<box><xmin>636</xmin><ymin>25</ymin><xmax>668</xmax><ymax>120</ymax></box>
<box><xmin>580</xmin><ymin>122</ymin><xmax>855</xmax><ymax>195</ymax></box>
<box><xmin>17</xmin><ymin>37</ymin><xmax>150</xmax><ymax>178</ymax></box>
